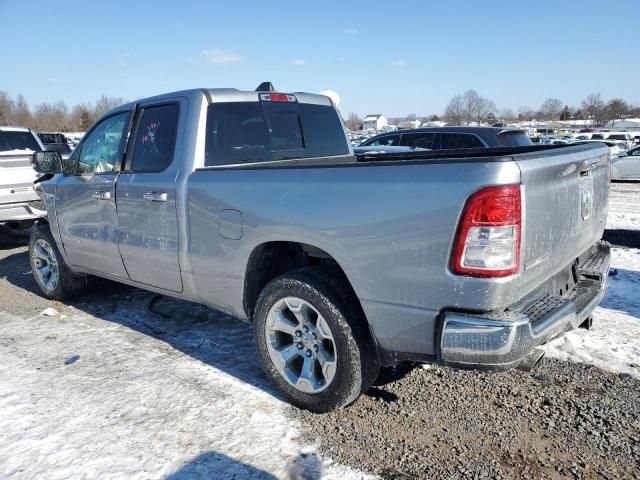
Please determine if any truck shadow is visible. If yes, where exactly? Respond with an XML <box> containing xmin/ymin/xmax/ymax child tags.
<box><xmin>0</xmin><ymin>249</ymin><xmax>280</xmax><ymax>401</ymax></box>
<box><xmin>164</xmin><ymin>450</ymin><xmax>277</xmax><ymax>479</ymax></box>
<box><xmin>601</xmin><ymin>267</ymin><xmax>640</xmax><ymax>319</ymax></box>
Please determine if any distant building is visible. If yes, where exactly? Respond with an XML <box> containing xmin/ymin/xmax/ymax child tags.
<box><xmin>397</xmin><ymin>119</ymin><xmax>421</xmax><ymax>129</ymax></box>
<box><xmin>362</xmin><ymin>114</ymin><xmax>388</xmax><ymax>131</ymax></box>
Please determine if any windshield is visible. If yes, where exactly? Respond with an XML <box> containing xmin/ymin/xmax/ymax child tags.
<box><xmin>0</xmin><ymin>130</ymin><xmax>42</xmax><ymax>152</ymax></box>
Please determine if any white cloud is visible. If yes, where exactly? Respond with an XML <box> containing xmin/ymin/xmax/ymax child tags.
<box><xmin>200</xmin><ymin>48</ymin><xmax>243</xmax><ymax>65</ymax></box>
<box><xmin>344</xmin><ymin>27</ymin><xmax>358</xmax><ymax>35</ymax></box>
<box><xmin>391</xmin><ymin>58</ymin><xmax>406</xmax><ymax>66</ymax></box>
<box><xmin>292</xmin><ymin>59</ymin><xmax>305</xmax><ymax>65</ymax></box>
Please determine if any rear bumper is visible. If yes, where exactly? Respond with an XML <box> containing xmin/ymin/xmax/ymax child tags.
<box><xmin>0</xmin><ymin>201</ymin><xmax>47</xmax><ymax>222</ymax></box>
<box><xmin>439</xmin><ymin>240</ymin><xmax>610</xmax><ymax>370</ymax></box>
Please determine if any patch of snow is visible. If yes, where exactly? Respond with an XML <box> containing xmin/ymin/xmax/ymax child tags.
<box><xmin>542</xmin><ymin>246</ymin><xmax>640</xmax><ymax>378</ymax></box>
<box><xmin>0</xmin><ymin>295</ymin><xmax>372</xmax><ymax>479</ymax></box>
<box><xmin>0</xmin><ymin>148</ymin><xmax>35</xmax><ymax>156</ymax></box>
<box><xmin>39</xmin><ymin>307</ymin><xmax>59</xmax><ymax>317</ymax></box>
<box><xmin>606</xmin><ymin>184</ymin><xmax>640</xmax><ymax>230</ymax></box>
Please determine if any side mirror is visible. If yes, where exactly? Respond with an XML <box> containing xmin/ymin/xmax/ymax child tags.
<box><xmin>32</xmin><ymin>151</ymin><xmax>63</xmax><ymax>174</ymax></box>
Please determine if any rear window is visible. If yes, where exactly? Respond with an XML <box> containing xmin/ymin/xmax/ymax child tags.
<box><xmin>205</xmin><ymin>101</ymin><xmax>348</xmax><ymax>166</ymax></box>
<box><xmin>0</xmin><ymin>131</ymin><xmax>41</xmax><ymax>152</ymax></box>
<box><xmin>38</xmin><ymin>133</ymin><xmax>66</xmax><ymax>144</ymax></box>
<box><xmin>591</xmin><ymin>134</ymin><xmax>605</xmax><ymax>140</ymax></box>
<box><xmin>440</xmin><ymin>133</ymin><xmax>484</xmax><ymax>150</ymax></box>
<box><xmin>497</xmin><ymin>132</ymin><xmax>533</xmax><ymax>147</ymax></box>
<box><xmin>399</xmin><ymin>132</ymin><xmax>435</xmax><ymax>149</ymax></box>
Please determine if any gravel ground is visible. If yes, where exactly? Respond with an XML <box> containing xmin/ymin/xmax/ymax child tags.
<box><xmin>292</xmin><ymin>361</ymin><xmax>640</xmax><ymax>479</ymax></box>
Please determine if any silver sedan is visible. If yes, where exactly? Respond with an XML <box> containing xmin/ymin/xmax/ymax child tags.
<box><xmin>612</xmin><ymin>146</ymin><xmax>640</xmax><ymax>180</ymax></box>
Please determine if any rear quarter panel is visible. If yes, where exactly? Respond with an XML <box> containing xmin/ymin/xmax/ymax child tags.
<box><xmin>186</xmin><ymin>160</ymin><xmax>521</xmax><ymax>355</ymax></box>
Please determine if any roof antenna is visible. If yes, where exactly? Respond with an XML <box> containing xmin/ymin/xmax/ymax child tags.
<box><xmin>255</xmin><ymin>82</ymin><xmax>275</xmax><ymax>92</ymax></box>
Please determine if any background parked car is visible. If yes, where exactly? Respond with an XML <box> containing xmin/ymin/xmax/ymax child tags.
<box><xmin>0</xmin><ymin>126</ymin><xmax>48</xmax><ymax>228</ymax></box>
<box><xmin>611</xmin><ymin>145</ymin><xmax>640</xmax><ymax>180</ymax></box>
<box><xmin>360</xmin><ymin>127</ymin><xmax>532</xmax><ymax>150</ymax></box>
<box><xmin>37</xmin><ymin>131</ymin><xmax>72</xmax><ymax>158</ymax></box>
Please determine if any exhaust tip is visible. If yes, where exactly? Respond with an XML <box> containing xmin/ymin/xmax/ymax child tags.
<box><xmin>517</xmin><ymin>348</ymin><xmax>545</xmax><ymax>372</ymax></box>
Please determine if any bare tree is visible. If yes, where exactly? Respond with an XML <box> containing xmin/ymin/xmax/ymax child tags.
<box><xmin>0</xmin><ymin>91</ymin><xmax>14</xmax><ymax>125</ymax></box>
<box><xmin>93</xmin><ymin>95</ymin><xmax>127</xmax><ymax>120</ymax></box>
<box><xmin>345</xmin><ymin>112</ymin><xmax>362</xmax><ymax>131</ymax></box>
<box><xmin>13</xmin><ymin>94</ymin><xmax>33</xmax><ymax>127</ymax></box>
<box><xmin>499</xmin><ymin>108</ymin><xmax>517</xmax><ymax>123</ymax></box>
<box><xmin>443</xmin><ymin>94</ymin><xmax>465</xmax><ymax>125</ymax></box>
<box><xmin>539</xmin><ymin>98</ymin><xmax>563</xmax><ymax>121</ymax></box>
<box><xmin>581</xmin><ymin>93</ymin><xmax>606</xmax><ymax>126</ymax></box>
<box><xmin>462</xmin><ymin>90</ymin><xmax>483</xmax><ymax>125</ymax></box>
<box><xmin>605</xmin><ymin>98</ymin><xmax>630</xmax><ymax>129</ymax></box>
<box><xmin>517</xmin><ymin>106</ymin><xmax>534</xmax><ymax>121</ymax></box>
<box><xmin>474</xmin><ymin>98</ymin><xmax>496</xmax><ymax>125</ymax></box>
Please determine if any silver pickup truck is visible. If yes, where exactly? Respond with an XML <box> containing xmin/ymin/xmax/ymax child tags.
<box><xmin>0</xmin><ymin>127</ymin><xmax>48</xmax><ymax>227</ymax></box>
<box><xmin>29</xmin><ymin>86</ymin><xmax>611</xmax><ymax>412</ymax></box>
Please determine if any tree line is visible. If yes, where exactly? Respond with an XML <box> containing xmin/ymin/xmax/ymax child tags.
<box><xmin>345</xmin><ymin>91</ymin><xmax>640</xmax><ymax>130</ymax></box>
<box><xmin>444</xmin><ymin>91</ymin><xmax>640</xmax><ymax>126</ymax></box>
<box><xmin>0</xmin><ymin>91</ymin><xmax>127</xmax><ymax>132</ymax></box>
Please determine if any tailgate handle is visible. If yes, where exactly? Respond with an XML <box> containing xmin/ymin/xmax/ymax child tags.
<box><xmin>579</xmin><ymin>159</ymin><xmax>599</xmax><ymax>175</ymax></box>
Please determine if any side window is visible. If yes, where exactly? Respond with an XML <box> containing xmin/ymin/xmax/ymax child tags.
<box><xmin>441</xmin><ymin>133</ymin><xmax>484</xmax><ymax>150</ymax></box>
<box><xmin>77</xmin><ymin>112</ymin><xmax>129</xmax><ymax>174</ymax></box>
<box><xmin>368</xmin><ymin>134</ymin><xmax>400</xmax><ymax>146</ymax></box>
<box><xmin>400</xmin><ymin>132</ymin><xmax>435</xmax><ymax>149</ymax></box>
<box><xmin>631</xmin><ymin>149</ymin><xmax>640</xmax><ymax>156</ymax></box>
<box><xmin>129</xmin><ymin>104</ymin><xmax>179</xmax><ymax>172</ymax></box>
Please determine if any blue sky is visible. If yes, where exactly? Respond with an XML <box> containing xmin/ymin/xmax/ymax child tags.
<box><xmin>1</xmin><ymin>0</ymin><xmax>639</xmax><ymax>117</ymax></box>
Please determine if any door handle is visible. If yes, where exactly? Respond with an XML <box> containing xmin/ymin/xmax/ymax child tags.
<box><xmin>143</xmin><ymin>191</ymin><xmax>168</xmax><ymax>202</ymax></box>
<box><xmin>92</xmin><ymin>191</ymin><xmax>112</xmax><ymax>200</ymax></box>
<box><xmin>579</xmin><ymin>159</ymin><xmax>599</xmax><ymax>175</ymax></box>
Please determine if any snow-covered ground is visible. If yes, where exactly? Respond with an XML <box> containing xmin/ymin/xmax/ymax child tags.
<box><xmin>0</xmin><ymin>295</ymin><xmax>370</xmax><ymax>479</ymax></box>
<box><xmin>542</xmin><ymin>246</ymin><xmax>640</xmax><ymax>377</ymax></box>
<box><xmin>606</xmin><ymin>182</ymin><xmax>640</xmax><ymax>230</ymax></box>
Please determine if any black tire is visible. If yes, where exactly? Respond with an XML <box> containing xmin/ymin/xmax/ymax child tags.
<box><xmin>254</xmin><ymin>267</ymin><xmax>378</xmax><ymax>412</ymax></box>
<box><xmin>29</xmin><ymin>223</ymin><xmax>88</xmax><ymax>300</ymax></box>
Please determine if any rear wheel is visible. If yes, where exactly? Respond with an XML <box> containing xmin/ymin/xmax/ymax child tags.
<box><xmin>29</xmin><ymin>224</ymin><xmax>88</xmax><ymax>300</ymax></box>
<box><xmin>254</xmin><ymin>267</ymin><xmax>378</xmax><ymax>412</ymax></box>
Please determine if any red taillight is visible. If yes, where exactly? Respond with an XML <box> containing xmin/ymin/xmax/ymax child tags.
<box><xmin>450</xmin><ymin>185</ymin><xmax>521</xmax><ymax>277</ymax></box>
<box><xmin>259</xmin><ymin>93</ymin><xmax>297</xmax><ymax>102</ymax></box>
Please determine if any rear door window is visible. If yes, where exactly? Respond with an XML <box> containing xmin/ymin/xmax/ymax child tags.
<box><xmin>399</xmin><ymin>132</ymin><xmax>435</xmax><ymax>149</ymax></box>
<box><xmin>205</xmin><ymin>101</ymin><xmax>348</xmax><ymax>166</ymax></box>
<box><xmin>128</xmin><ymin>104</ymin><xmax>179</xmax><ymax>172</ymax></box>
<box><xmin>440</xmin><ymin>133</ymin><xmax>485</xmax><ymax>150</ymax></box>
<box><xmin>365</xmin><ymin>134</ymin><xmax>400</xmax><ymax>146</ymax></box>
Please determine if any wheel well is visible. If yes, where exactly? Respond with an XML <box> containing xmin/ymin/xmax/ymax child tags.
<box><xmin>243</xmin><ymin>241</ymin><xmax>357</xmax><ymax>321</ymax></box>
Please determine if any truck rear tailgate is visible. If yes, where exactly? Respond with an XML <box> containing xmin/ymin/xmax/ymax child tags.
<box><xmin>0</xmin><ymin>154</ymin><xmax>40</xmax><ymax>205</ymax></box>
<box><xmin>515</xmin><ymin>143</ymin><xmax>610</xmax><ymax>296</ymax></box>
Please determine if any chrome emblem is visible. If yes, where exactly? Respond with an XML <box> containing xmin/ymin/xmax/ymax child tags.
<box><xmin>581</xmin><ymin>186</ymin><xmax>593</xmax><ymax>220</ymax></box>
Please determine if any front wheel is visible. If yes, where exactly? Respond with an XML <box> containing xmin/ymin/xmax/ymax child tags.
<box><xmin>29</xmin><ymin>224</ymin><xmax>88</xmax><ymax>300</ymax></box>
<box><xmin>254</xmin><ymin>267</ymin><xmax>378</xmax><ymax>412</ymax></box>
